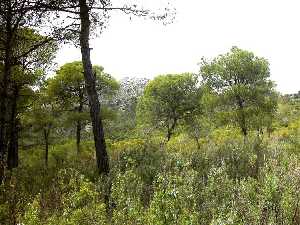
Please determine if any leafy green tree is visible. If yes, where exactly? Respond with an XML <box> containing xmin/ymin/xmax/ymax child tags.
<box><xmin>47</xmin><ymin>61</ymin><xmax>119</xmax><ymax>154</ymax></box>
<box><xmin>184</xmin><ymin>116</ymin><xmax>213</xmax><ymax>150</ymax></box>
<box><xmin>200</xmin><ymin>47</ymin><xmax>278</xmax><ymax>137</ymax></box>
<box><xmin>183</xmin><ymin>87</ymin><xmax>217</xmax><ymax>149</ymax></box>
<box><xmin>137</xmin><ymin>73</ymin><xmax>201</xmax><ymax>142</ymax></box>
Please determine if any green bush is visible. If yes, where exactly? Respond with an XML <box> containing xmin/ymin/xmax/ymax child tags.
<box><xmin>111</xmin><ymin>170</ymin><xmax>145</xmax><ymax>225</ymax></box>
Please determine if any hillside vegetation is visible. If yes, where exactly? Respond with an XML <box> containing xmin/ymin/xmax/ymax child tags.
<box><xmin>0</xmin><ymin>46</ymin><xmax>300</xmax><ymax>224</ymax></box>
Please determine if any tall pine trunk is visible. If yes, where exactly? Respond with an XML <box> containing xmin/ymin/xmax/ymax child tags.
<box><xmin>7</xmin><ymin>122</ymin><xmax>19</xmax><ymax>170</ymax></box>
<box><xmin>0</xmin><ymin>3</ymin><xmax>13</xmax><ymax>180</ymax></box>
<box><xmin>79</xmin><ymin>0</ymin><xmax>109</xmax><ymax>174</ymax></box>
<box><xmin>7</xmin><ymin>88</ymin><xmax>19</xmax><ymax>170</ymax></box>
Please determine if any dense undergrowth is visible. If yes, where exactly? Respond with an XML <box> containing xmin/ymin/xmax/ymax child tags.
<box><xmin>0</xmin><ymin>118</ymin><xmax>299</xmax><ymax>225</ymax></box>
<box><xmin>1</xmin><ymin>2</ymin><xmax>300</xmax><ymax>224</ymax></box>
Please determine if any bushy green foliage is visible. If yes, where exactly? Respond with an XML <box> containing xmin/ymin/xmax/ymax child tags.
<box><xmin>2</xmin><ymin>129</ymin><xmax>300</xmax><ymax>225</ymax></box>
<box><xmin>137</xmin><ymin>73</ymin><xmax>202</xmax><ymax>141</ymax></box>
<box><xmin>147</xmin><ymin>158</ymin><xmax>198</xmax><ymax>225</ymax></box>
<box><xmin>200</xmin><ymin>47</ymin><xmax>278</xmax><ymax>136</ymax></box>
<box><xmin>111</xmin><ymin>170</ymin><xmax>145</xmax><ymax>224</ymax></box>
<box><xmin>20</xmin><ymin>168</ymin><xmax>108</xmax><ymax>225</ymax></box>
<box><xmin>2</xmin><ymin>45</ymin><xmax>300</xmax><ymax>225</ymax></box>
<box><xmin>2</xmin><ymin>92</ymin><xmax>300</xmax><ymax>225</ymax></box>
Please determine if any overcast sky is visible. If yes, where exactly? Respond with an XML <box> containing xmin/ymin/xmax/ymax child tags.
<box><xmin>55</xmin><ymin>0</ymin><xmax>300</xmax><ymax>94</ymax></box>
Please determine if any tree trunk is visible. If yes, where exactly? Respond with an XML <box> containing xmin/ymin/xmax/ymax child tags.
<box><xmin>79</xmin><ymin>0</ymin><xmax>109</xmax><ymax>174</ymax></box>
<box><xmin>236</xmin><ymin>95</ymin><xmax>247</xmax><ymax>137</ymax></box>
<box><xmin>76</xmin><ymin>120</ymin><xmax>81</xmax><ymax>154</ymax></box>
<box><xmin>0</xmin><ymin>2</ymin><xmax>13</xmax><ymax>180</ymax></box>
<box><xmin>7</xmin><ymin>88</ymin><xmax>19</xmax><ymax>170</ymax></box>
<box><xmin>241</xmin><ymin>125</ymin><xmax>247</xmax><ymax>137</ymax></box>
<box><xmin>194</xmin><ymin>137</ymin><xmax>201</xmax><ymax>150</ymax></box>
<box><xmin>7</xmin><ymin>122</ymin><xmax>19</xmax><ymax>170</ymax></box>
<box><xmin>166</xmin><ymin>118</ymin><xmax>177</xmax><ymax>142</ymax></box>
<box><xmin>76</xmin><ymin>93</ymin><xmax>84</xmax><ymax>154</ymax></box>
<box><xmin>43</xmin><ymin>128</ymin><xmax>50</xmax><ymax>167</ymax></box>
<box><xmin>166</xmin><ymin>129</ymin><xmax>172</xmax><ymax>142</ymax></box>
<box><xmin>254</xmin><ymin>133</ymin><xmax>263</xmax><ymax>179</ymax></box>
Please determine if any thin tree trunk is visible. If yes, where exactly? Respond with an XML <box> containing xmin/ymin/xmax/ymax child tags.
<box><xmin>43</xmin><ymin>128</ymin><xmax>50</xmax><ymax>167</ymax></box>
<box><xmin>76</xmin><ymin>120</ymin><xmax>81</xmax><ymax>154</ymax></box>
<box><xmin>236</xmin><ymin>95</ymin><xmax>247</xmax><ymax>137</ymax></box>
<box><xmin>194</xmin><ymin>137</ymin><xmax>201</xmax><ymax>150</ymax></box>
<box><xmin>7</xmin><ymin>122</ymin><xmax>18</xmax><ymax>170</ymax></box>
<box><xmin>7</xmin><ymin>88</ymin><xmax>19</xmax><ymax>170</ymax></box>
<box><xmin>166</xmin><ymin>129</ymin><xmax>172</xmax><ymax>142</ymax></box>
<box><xmin>76</xmin><ymin>93</ymin><xmax>84</xmax><ymax>154</ymax></box>
<box><xmin>254</xmin><ymin>134</ymin><xmax>263</xmax><ymax>179</ymax></box>
<box><xmin>166</xmin><ymin>118</ymin><xmax>177</xmax><ymax>142</ymax></box>
<box><xmin>79</xmin><ymin>0</ymin><xmax>109</xmax><ymax>174</ymax></box>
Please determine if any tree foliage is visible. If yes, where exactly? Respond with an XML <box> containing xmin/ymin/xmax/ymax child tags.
<box><xmin>137</xmin><ymin>73</ymin><xmax>202</xmax><ymax>141</ymax></box>
<box><xmin>1</xmin><ymin>8</ymin><xmax>298</xmax><ymax>222</ymax></box>
<box><xmin>200</xmin><ymin>47</ymin><xmax>278</xmax><ymax>136</ymax></box>
<box><xmin>47</xmin><ymin>61</ymin><xmax>119</xmax><ymax>153</ymax></box>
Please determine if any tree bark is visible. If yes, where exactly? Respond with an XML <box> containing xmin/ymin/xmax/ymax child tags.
<box><xmin>166</xmin><ymin>129</ymin><xmax>172</xmax><ymax>142</ymax></box>
<box><xmin>7</xmin><ymin>88</ymin><xmax>19</xmax><ymax>170</ymax></box>
<box><xmin>236</xmin><ymin>95</ymin><xmax>247</xmax><ymax>137</ymax></box>
<box><xmin>7</xmin><ymin>122</ymin><xmax>19</xmax><ymax>170</ymax></box>
<box><xmin>0</xmin><ymin>2</ymin><xmax>13</xmax><ymax>180</ymax></box>
<box><xmin>43</xmin><ymin>128</ymin><xmax>50</xmax><ymax>167</ymax></box>
<box><xmin>76</xmin><ymin>92</ymin><xmax>84</xmax><ymax>154</ymax></box>
<box><xmin>254</xmin><ymin>133</ymin><xmax>263</xmax><ymax>179</ymax></box>
<box><xmin>79</xmin><ymin>0</ymin><xmax>109</xmax><ymax>174</ymax></box>
<box><xmin>166</xmin><ymin>117</ymin><xmax>177</xmax><ymax>142</ymax></box>
<box><xmin>194</xmin><ymin>137</ymin><xmax>201</xmax><ymax>150</ymax></box>
<box><xmin>76</xmin><ymin>120</ymin><xmax>82</xmax><ymax>154</ymax></box>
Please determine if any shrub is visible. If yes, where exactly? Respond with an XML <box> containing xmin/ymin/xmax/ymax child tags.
<box><xmin>111</xmin><ymin>170</ymin><xmax>145</xmax><ymax>225</ymax></box>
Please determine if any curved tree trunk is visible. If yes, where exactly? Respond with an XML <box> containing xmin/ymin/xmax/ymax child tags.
<box><xmin>79</xmin><ymin>0</ymin><xmax>109</xmax><ymax>174</ymax></box>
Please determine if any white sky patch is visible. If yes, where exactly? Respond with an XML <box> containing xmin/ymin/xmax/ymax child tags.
<box><xmin>55</xmin><ymin>0</ymin><xmax>300</xmax><ymax>94</ymax></box>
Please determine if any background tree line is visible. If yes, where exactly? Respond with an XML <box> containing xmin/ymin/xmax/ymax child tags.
<box><xmin>1</xmin><ymin>42</ymin><xmax>279</xmax><ymax>174</ymax></box>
